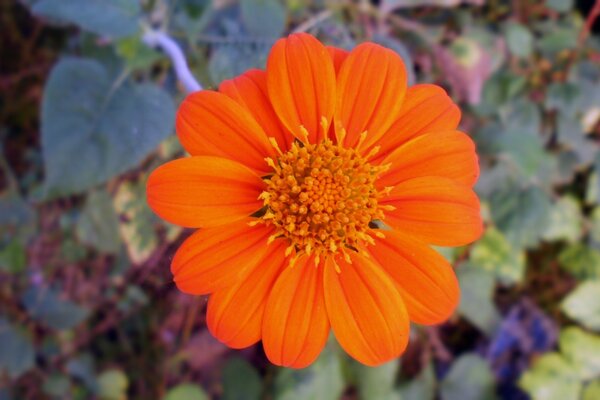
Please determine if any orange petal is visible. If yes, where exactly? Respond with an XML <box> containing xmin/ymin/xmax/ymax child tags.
<box><xmin>262</xmin><ymin>255</ymin><xmax>330</xmax><ymax>368</ymax></box>
<box><xmin>171</xmin><ymin>220</ymin><xmax>274</xmax><ymax>295</ymax></box>
<box><xmin>207</xmin><ymin>241</ymin><xmax>287</xmax><ymax>348</ymax></box>
<box><xmin>147</xmin><ymin>156</ymin><xmax>265</xmax><ymax>228</ymax></box>
<box><xmin>323</xmin><ymin>253</ymin><xmax>410</xmax><ymax>366</ymax></box>
<box><xmin>266</xmin><ymin>33</ymin><xmax>336</xmax><ymax>144</ymax></box>
<box><xmin>378</xmin><ymin>130</ymin><xmax>479</xmax><ymax>188</ymax></box>
<box><xmin>327</xmin><ymin>46</ymin><xmax>349</xmax><ymax>74</ymax></box>
<box><xmin>219</xmin><ymin>69</ymin><xmax>291</xmax><ymax>150</ymax></box>
<box><xmin>368</xmin><ymin>230</ymin><xmax>460</xmax><ymax>325</ymax></box>
<box><xmin>176</xmin><ymin>90</ymin><xmax>276</xmax><ymax>173</ymax></box>
<box><xmin>369</xmin><ymin>84</ymin><xmax>461</xmax><ymax>162</ymax></box>
<box><xmin>335</xmin><ymin>43</ymin><xmax>407</xmax><ymax>149</ymax></box>
<box><xmin>380</xmin><ymin>176</ymin><xmax>483</xmax><ymax>246</ymax></box>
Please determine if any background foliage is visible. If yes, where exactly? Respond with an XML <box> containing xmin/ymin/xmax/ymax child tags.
<box><xmin>2</xmin><ymin>0</ymin><xmax>600</xmax><ymax>399</ymax></box>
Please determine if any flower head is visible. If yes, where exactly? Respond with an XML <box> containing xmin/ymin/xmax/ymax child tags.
<box><xmin>147</xmin><ymin>33</ymin><xmax>482</xmax><ymax>368</ymax></box>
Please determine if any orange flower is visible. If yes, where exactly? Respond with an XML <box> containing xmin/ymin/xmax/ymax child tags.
<box><xmin>147</xmin><ymin>33</ymin><xmax>482</xmax><ymax>368</ymax></box>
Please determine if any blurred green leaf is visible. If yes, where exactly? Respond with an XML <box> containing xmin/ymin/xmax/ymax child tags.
<box><xmin>32</xmin><ymin>0</ymin><xmax>140</xmax><ymax>38</ymax></box>
<box><xmin>116</xmin><ymin>36</ymin><xmax>163</xmax><ymax>70</ymax></box>
<box><xmin>76</xmin><ymin>190</ymin><xmax>121</xmax><ymax>254</ymax></box>
<box><xmin>561</xmin><ymin>280</ymin><xmax>600</xmax><ymax>331</ymax></box>
<box><xmin>397</xmin><ymin>363</ymin><xmax>436</xmax><ymax>400</ymax></box>
<box><xmin>208</xmin><ymin>43</ymin><xmax>272</xmax><ymax>84</ymax></box>
<box><xmin>538</xmin><ymin>28</ymin><xmax>578</xmax><ymax>56</ymax></box>
<box><xmin>164</xmin><ymin>383</ymin><xmax>209</xmax><ymax>400</ymax></box>
<box><xmin>98</xmin><ymin>369</ymin><xmax>128</xmax><ymax>400</ymax></box>
<box><xmin>439</xmin><ymin>354</ymin><xmax>495</xmax><ymax>400</ymax></box>
<box><xmin>43</xmin><ymin>373</ymin><xmax>71</xmax><ymax>397</ymax></box>
<box><xmin>222</xmin><ymin>357</ymin><xmax>262</xmax><ymax>400</ymax></box>
<box><xmin>66</xmin><ymin>354</ymin><xmax>98</xmax><ymax>392</ymax></box>
<box><xmin>519</xmin><ymin>353</ymin><xmax>582</xmax><ymax>400</ymax></box>
<box><xmin>556</xmin><ymin>116</ymin><xmax>595</xmax><ymax>166</ymax></box>
<box><xmin>583</xmin><ymin>380</ymin><xmax>600</xmax><ymax>400</ymax></box>
<box><xmin>546</xmin><ymin>83</ymin><xmax>582</xmax><ymax>117</ymax></box>
<box><xmin>470</xmin><ymin>227</ymin><xmax>526</xmax><ymax>285</ymax></box>
<box><xmin>490</xmin><ymin>186</ymin><xmax>552</xmax><ymax>250</ymax></box>
<box><xmin>559</xmin><ymin>327</ymin><xmax>600</xmax><ymax>380</ymax></box>
<box><xmin>351</xmin><ymin>359</ymin><xmax>400</xmax><ymax>400</ymax></box>
<box><xmin>542</xmin><ymin>196</ymin><xmax>583</xmax><ymax>243</ymax></box>
<box><xmin>504</xmin><ymin>22</ymin><xmax>533</xmax><ymax>58</ymax></box>
<box><xmin>590</xmin><ymin>207</ymin><xmax>600</xmax><ymax>244</ymax></box>
<box><xmin>546</xmin><ymin>0</ymin><xmax>573</xmax><ymax>12</ymax></box>
<box><xmin>558</xmin><ymin>244</ymin><xmax>600</xmax><ymax>280</ymax></box>
<box><xmin>500</xmin><ymin>99</ymin><xmax>541</xmax><ymax>135</ymax></box>
<box><xmin>273</xmin><ymin>342</ymin><xmax>343</xmax><ymax>400</ymax></box>
<box><xmin>457</xmin><ymin>267</ymin><xmax>500</xmax><ymax>335</ymax></box>
<box><xmin>113</xmin><ymin>179</ymin><xmax>159</xmax><ymax>264</ymax></box>
<box><xmin>41</xmin><ymin>58</ymin><xmax>175</xmax><ymax>198</ymax></box>
<box><xmin>0</xmin><ymin>191</ymin><xmax>36</xmax><ymax>241</ymax></box>
<box><xmin>0</xmin><ymin>318</ymin><xmax>35</xmax><ymax>379</ymax></box>
<box><xmin>0</xmin><ymin>240</ymin><xmax>27</xmax><ymax>273</ymax></box>
<box><xmin>240</xmin><ymin>0</ymin><xmax>286</xmax><ymax>38</ymax></box>
<box><xmin>22</xmin><ymin>287</ymin><xmax>89</xmax><ymax>330</ymax></box>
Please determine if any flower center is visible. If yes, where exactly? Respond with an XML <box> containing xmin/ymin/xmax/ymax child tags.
<box><xmin>258</xmin><ymin>138</ymin><xmax>388</xmax><ymax>263</ymax></box>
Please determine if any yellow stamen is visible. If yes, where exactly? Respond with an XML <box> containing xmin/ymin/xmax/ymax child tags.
<box><xmin>257</xmin><ymin>137</ymin><xmax>388</xmax><ymax>263</ymax></box>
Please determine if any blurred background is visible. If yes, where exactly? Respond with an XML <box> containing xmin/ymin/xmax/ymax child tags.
<box><xmin>2</xmin><ymin>0</ymin><xmax>600</xmax><ymax>399</ymax></box>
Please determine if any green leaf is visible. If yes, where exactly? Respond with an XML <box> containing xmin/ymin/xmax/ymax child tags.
<box><xmin>546</xmin><ymin>0</ymin><xmax>573</xmax><ymax>12</ymax></box>
<box><xmin>538</xmin><ymin>28</ymin><xmax>578</xmax><ymax>56</ymax></box>
<box><xmin>43</xmin><ymin>374</ymin><xmax>71</xmax><ymax>397</ymax></box>
<box><xmin>546</xmin><ymin>83</ymin><xmax>582</xmax><ymax>117</ymax></box>
<box><xmin>504</xmin><ymin>22</ymin><xmax>533</xmax><ymax>58</ymax></box>
<box><xmin>0</xmin><ymin>318</ymin><xmax>35</xmax><ymax>379</ymax></box>
<box><xmin>351</xmin><ymin>359</ymin><xmax>400</xmax><ymax>400</ymax></box>
<box><xmin>439</xmin><ymin>354</ymin><xmax>495</xmax><ymax>400</ymax></box>
<box><xmin>583</xmin><ymin>380</ymin><xmax>600</xmax><ymax>400</ymax></box>
<box><xmin>542</xmin><ymin>196</ymin><xmax>583</xmax><ymax>243</ymax></box>
<box><xmin>556</xmin><ymin>116</ymin><xmax>595</xmax><ymax>167</ymax></box>
<box><xmin>208</xmin><ymin>43</ymin><xmax>272</xmax><ymax>84</ymax></box>
<box><xmin>76</xmin><ymin>190</ymin><xmax>121</xmax><ymax>254</ymax></box>
<box><xmin>470</xmin><ymin>227</ymin><xmax>526</xmax><ymax>285</ymax></box>
<box><xmin>273</xmin><ymin>342</ymin><xmax>343</xmax><ymax>400</ymax></box>
<box><xmin>66</xmin><ymin>354</ymin><xmax>98</xmax><ymax>392</ymax></box>
<box><xmin>590</xmin><ymin>207</ymin><xmax>600</xmax><ymax>244</ymax></box>
<box><xmin>22</xmin><ymin>287</ymin><xmax>89</xmax><ymax>330</ymax></box>
<box><xmin>558</xmin><ymin>244</ymin><xmax>600</xmax><ymax>280</ymax></box>
<box><xmin>113</xmin><ymin>179</ymin><xmax>159</xmax><ymax>264</ymax></box>
<box><xmin>490</xmin><ymin>185</ymin><xmax>552</xmax><ymax>250</ymax></box>
<box><xmin>116</xmin><ymin>36</ymin><xmax>163</xmax><ymax>70</ymax></box>
<box><xmin>457</xmin><ymin>267</ymin><xmax>500</xmax><ymax>336</ymax></box>
<box><xmin>98</xmin><ymin>369</ymin><xmax>128</xmax><ymax>400</ymax></box>
<box><xmin>240</xmin><ymin>0</ymin><xmax>286</xmax><ymax>38</ymax></box>
<box><xmin>41</xmin><ymin>58</ymin><xmax>175</xmax><ymax>198</ymax></box>
<box><xmin>0</xmin><ymin>240</ymin><xmax>27</xmax><ymax>273</ymax></box>
<box><xmin>562</xmin><ymin>281</ymin><xmax>600</xmax><ymax>332</ymax></box>
<box><xmin>559</xmin><ymin>327</ymin><xmax>600</xmax><ymax>380</ymax></box>
<box><xmin>500</xmin><ymin>98</ymin><xmax>541</xmax><ymax>135</ymax></box>
<box><xmin>32</xmin><ymin>0</ymin><xmax>140</xmax><ymax>38</ymax></box>
<box><xmin>397</xmin><ymin>363</ymin><xmax>435</xmax><ymax>400</ymax></box>
<box><xmin>519</xmin><ymin>353</ymin><xmax>582</xmax><ymax>400</ymax></box>
<box><xmin>0</xmin><ymin>191</ymin><xmax>36</xmax><ymax>242</ymax></box>
<box><xmin>164</xmin><ymin>383</ymin><xmax>209</xmax><ymax>400</ymax></box>
<box><xmin>222</xmin><ymin>358</ymin><xmax>262</xmax><ymax>400</ymax></box>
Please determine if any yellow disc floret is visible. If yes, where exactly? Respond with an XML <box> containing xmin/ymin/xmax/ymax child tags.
<box><xmin>258</xmin><ymin>137</ymin><xmax>389</xmax><ymax>264</ymax></box>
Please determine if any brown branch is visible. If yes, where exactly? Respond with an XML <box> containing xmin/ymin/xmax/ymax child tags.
<box><xmin>579</xmin><ymin>0</ymin><xmax>600</xmax><ymax>45</ymax></box>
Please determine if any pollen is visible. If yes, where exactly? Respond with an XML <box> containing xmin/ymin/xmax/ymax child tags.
<box><xmin>259</xmin><ymin>138</ymin><xmax>388</xmax><ymax>261</ymax></box>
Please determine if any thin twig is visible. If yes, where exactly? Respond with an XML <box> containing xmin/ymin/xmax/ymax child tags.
<box><xmin>292</xmin><ymin>9</ymin><xmax>334</xmax><ymax>33</ymax></box>
<box><xmin>143</xmin><ymin>29</ymin><xmax>202</xmax><ymax>93</ymax></box>
<box><xmin>579</xmin><ymin>0</ymin><xmax>600</xmax><ymax>45</ymax></box>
